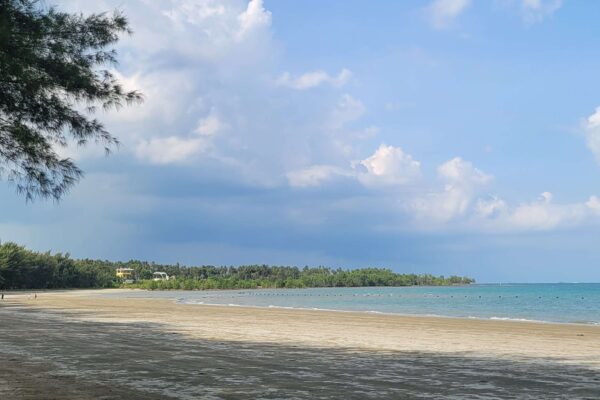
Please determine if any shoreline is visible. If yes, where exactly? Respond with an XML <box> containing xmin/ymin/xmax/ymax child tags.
<box><xmin>4</xmin><ymin>287</ymin><xmax>600</xmax><ymax>326</ymax></box>
<box><xmin>116</xmin><ymin>286</ymin><xmax>600</xmax><ymax>326</ymax></box>
<box><xmin>175</xmin><ymin>299</ymin><xmax>600</xmax><ymax>327</ymax></box>
<box><xmin>4</xmin><ymin>289</ymin><xmax>600</xmax><ymax>353</ymax></box>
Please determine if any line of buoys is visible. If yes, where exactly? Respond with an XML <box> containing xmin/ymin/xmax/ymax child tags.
<box><xmin>201</xmin><ymin>292</ymin><xmax>589</xmax><ymax>302</ymax></box>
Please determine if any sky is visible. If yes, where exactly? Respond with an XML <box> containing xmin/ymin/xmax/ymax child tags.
<box><xmin>2</xmin><ymin>0</ymin><xmax>600</xmax><ymax>282</ymax></box>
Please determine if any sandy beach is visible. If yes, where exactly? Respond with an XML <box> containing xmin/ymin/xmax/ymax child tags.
<box><xmin>1</xmin><ymin>289</ymin><xmax>599</xmax><ymax>399</ymax></box>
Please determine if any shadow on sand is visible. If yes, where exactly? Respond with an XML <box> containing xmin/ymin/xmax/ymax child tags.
<box><xmin>0</xmin><ymin>303</ymin><xmax>599</xmax><ymax>399</ymax></box>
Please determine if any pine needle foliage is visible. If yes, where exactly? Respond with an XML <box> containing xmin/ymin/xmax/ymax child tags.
<box><xmin>0</xmin><ymin>0</ymin><xmax>141</xmax><ymax>200</ymax></box>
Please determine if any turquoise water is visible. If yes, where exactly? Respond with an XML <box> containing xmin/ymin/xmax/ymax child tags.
<box><xmin>105</xmin><ymin>284</ymin><xmax>600</xmax><ymax>324</ymax></box>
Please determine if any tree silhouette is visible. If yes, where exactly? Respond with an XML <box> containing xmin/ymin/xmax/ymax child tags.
<box><xmin>0</xmin><ymin>0</ymin><xmax>141</xmax><ymax>200</ymax></box>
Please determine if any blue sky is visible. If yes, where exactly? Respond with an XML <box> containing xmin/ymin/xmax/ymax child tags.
<box><xmin>2</xmin><ymin>0</ymin><xmax>600</xmax><ymax>282</ymax></box>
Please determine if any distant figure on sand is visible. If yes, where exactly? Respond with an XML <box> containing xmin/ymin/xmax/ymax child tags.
<box><xmin>34</xmin><ymin>293</ymin><xmax>37</xmax><ymax>299</ymax></box>
<box><xmin>1</xmin><ymin>293</ymin><xmax>3</xmax><ymax>300</ymax></box>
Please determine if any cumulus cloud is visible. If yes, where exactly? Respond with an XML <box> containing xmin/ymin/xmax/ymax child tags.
<box><xmin>236</xmin><ymin>0</ymin><xmax>272</xmax><ymax>41</ymax></box>
<box><xmin>438</xmin><ymin>157</ymin><xmax>492</xmax><ymax>185</ymax></box>
<box><xmin>411</xmin><ymin>157</ymin><xmax>492</xmax><ymax>222</ymax></box>
<box><xmin>358</xmin><ymin>144</ymin><xmax>421</xmax><ymax>186</ymax></box>
<box><xmin>284</xmin><ymin>152</ymin><xmax>584</xmax><ymax>234</ymax></box>
<box><xmin>55</xmin><ymin>0</ymin><xmax>279</xmax><ymax>172</ymax></box>
<box><xmin>73</xmin><ymin>1</ymin><xmax>366</xmax><ymax>185</ymax></box>
<box><xmin>283</xmin><ymin>146</ymin><xmax>593</xmax><ymax>235</ymax></box>
<box><xmin>163</xmin><ymin>0</ymin><xmax>226</xmax><ymax>25</ymax></box>
<box><xmin>426</xmin><ymin>0</ymin><xmax>471</xmax><ymax>29</ymax></box>
<box><xmin>521</xmin><ymin>0</ymin><xmax>562</xmax><ymax>24</ymax></box>
<box><xmin>464</xmin><ymin>190</ymin><xmax>600</xmax><ymax>232</ymax></box>
<box><xmin>58</xmin><ymin>1</ymin><xmax>364</xmax><ymax>186</ymax></box>
<box><xmin>406</xmin><ymin>156</ymin><xmax>600</xmax><ymax>232</ymax></box>
<box><xmin>286</xmin><ymin>143</ymin><xmax>421</xmax><ymax>189</ymax></box>
<box><xmin>276</xmin><ymin>69</ymin><xmax>352</xmax><ymax>90</ymax></box>
<box><xmin>504</xmin><ymin>192</ymin><xmax>573</xmax><ymax>230</ymax></box>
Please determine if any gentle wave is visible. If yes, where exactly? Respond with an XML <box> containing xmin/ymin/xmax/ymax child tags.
<box><xmin>489</xmin><ymin>316</ymin><xmax>549</xmax><ymax>324</ymax></box>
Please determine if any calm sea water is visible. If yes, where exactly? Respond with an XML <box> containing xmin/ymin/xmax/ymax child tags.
<box><xmin>103</xmin><ymin>284</ymin><xmax>600</xmax><ymax>325</ymax></box>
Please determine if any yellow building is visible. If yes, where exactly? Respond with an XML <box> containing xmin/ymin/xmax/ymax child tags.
<box><xmin>116</xmin><ymin>268</ymin><xmax>134</xmax><ymax>281</ymax></box>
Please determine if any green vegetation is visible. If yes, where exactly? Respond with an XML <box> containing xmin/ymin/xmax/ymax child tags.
<box><xmin>0</xmin><ymin>242</ymin><xmax>116</xmax><ymax>289</ymax></box>
<box><xmin>0</xmin><ymin>242</ymin><xmax>474</xmax><ymax>290</ymax></box>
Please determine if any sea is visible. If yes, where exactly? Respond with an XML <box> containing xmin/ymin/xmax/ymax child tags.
<box><xmin>102</xmin><ymin>283</ymin><xmax>600</xmax><ymax>325</ymax></box>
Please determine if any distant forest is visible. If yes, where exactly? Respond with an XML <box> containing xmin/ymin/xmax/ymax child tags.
<box><xmin>0</xmin><ymin>242</ymin><xmax>474</xmax><ymax>290</ymax></box>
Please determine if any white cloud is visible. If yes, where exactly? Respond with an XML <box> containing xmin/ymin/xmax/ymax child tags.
<box><xmin>586</xmin><ymin>195</ymin><xmax>600</xmax><ymax>214</ymax></box>
<box><xmin>163</xmin><ymin>0</ymin><xmax>226</xmax><ymax>25</ymax></box>
<box><xmin>59</xmin><ymin>1</ymin><xmax>364</xmax><ymax>187</ymax></box>
<box><xmin>465</xmin><ymin>191</ymin><xmax>600</xmax><ymax>232</ymax></box>
<box><xmin>426</xmin><ymin>0</ymin><xmax>471</xmax><ymax>29</ymax></box>
<box><xmin>521</xmin><ymin>0</ymin><xmax>562</xmax><ymax>24</ymax></box>
<box><xmin>502</xmin><ymin>192</ymin><xmax>585</xmax><ymax>231</ymax></box>
<box><xmin>164</xmin><ymin>0</ymin><xmax>273</xmax><ymax>44</ymax></box>
<box><xmin>584</xmin><ymin>106</ymin><xmax>600</xmax><ymax>163</ymax></box>
<box><xmin>412</xmin><ymin>185</ymin><xmax>472</xmax><ymax>222</ymax></box>
<box><xmin>411</xmin><ymin>157</ymin><xmax>492</xmax><ymax>222</ymax></box>
<box><xmin>105</xmin><ymin>69</ymin><xmax>193</xmax><ymax>125</ymax></box>
<box><xmin>475</xmin><ymin>196</ymin><xmax>507</xmax><ymax>219</ymax></box>
<box><xmin>287</xmin><ymin>165</ymin><xmax>351</xmax><ymax>188</ymax></box>
<box><xmin>438</xmin><ymin>157</ymin><xmax>493</xmax><ymax>185</ymax></box>
<box><xmin>135</xmin><ymin>136</ymin><xmax>209</xmax><ymax>165</ymax></box>
<box><xmin>135</xmin><ymin>109</ymin><xmax>226</xmax><ymax>165</ymax></box>
<box><xmin>236</xmin><ymin>0</ymin><xmax>272</xmax><ymax>41</ymax></box>
<box><xmin>286</xmin><ymin>143</ymin><xmax>420</xmax><ymax>189</ymax></box>
<box><xmin>408</xmin><ymin>160</ymin><xmax>600</xmax><ymax>232</ymax></box>
<box><xmin>195</xmin><ymin>110</ymin><xmax>226</xmax><ymax>136</ymax></box>
<box><xmin>358</xmin><ymin>144</ymin><xmax>421</xmax><ymax>186</ymax></box>
<box><xmin>276</xmin><ymin>69</ymin><xmax>352</xmax><ymax>90</ymax></box>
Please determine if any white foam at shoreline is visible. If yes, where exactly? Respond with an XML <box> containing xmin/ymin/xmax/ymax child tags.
<box><xmin>175</xmin><ymin>298</ymin><xmax>599</xmax><ymax>325</ymax></box>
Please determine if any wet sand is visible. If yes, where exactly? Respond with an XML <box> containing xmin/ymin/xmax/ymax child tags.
<box><xmin>1</xmin><ymin>289</ymin><xmax>599</xmax><ymax>399</ymax></box>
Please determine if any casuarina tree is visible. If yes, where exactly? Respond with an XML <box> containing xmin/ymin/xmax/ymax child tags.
<box><xmin>0</xmin><ymin>0</ymin><xmax>141</xmax><ymax>200</ymax></box>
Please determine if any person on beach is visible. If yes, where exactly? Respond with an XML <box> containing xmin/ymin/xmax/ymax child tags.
<box><xmin>1</xmin><ymin>293</ymin><xmax>3</xmax><ymax>300</ymax></box>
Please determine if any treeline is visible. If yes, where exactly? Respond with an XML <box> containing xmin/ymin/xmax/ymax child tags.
<box><xmin>0</xmin><ymin>242</ymin><xmax>474</xmax><ymax>290</ymax></box>
<box><xmin>131</xmin><ymin>268</ymin><xmax>474</xmax><ymax>290</ymax></box>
